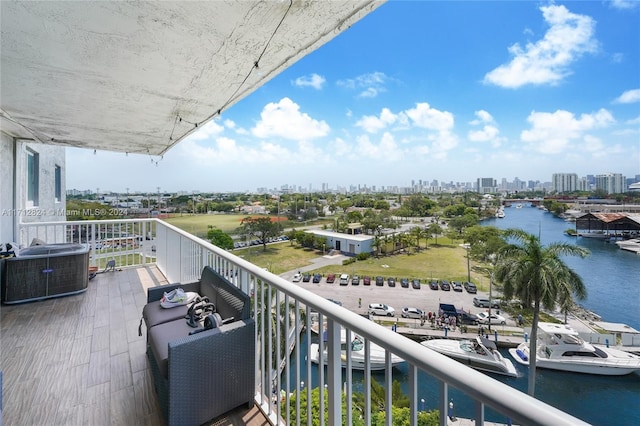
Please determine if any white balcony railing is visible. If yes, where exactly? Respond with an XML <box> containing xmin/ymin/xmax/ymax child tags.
<box><xmin>18</xmin><ymin>218</ymin><xmax>588</xmax><ymax>426</ymax></box>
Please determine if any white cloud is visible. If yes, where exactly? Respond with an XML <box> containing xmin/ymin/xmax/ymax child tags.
<box><xmin>520</xmin><ymin>108</ymin><xmax>615</xmax><ymax>154</ymax></box>
<box><xmin>331</xmin><ymin>137</ymin><xmax>353</xmax><ymax>158</ymax></box>
<box><xmin>428</xmin><ymin>131</ymin><xmax>458</xmax><ymax>158</ymax></box>
<box><xmin>583</xmin><ymin>135</ymin><xmax>604</xmax><ymax>153</ymax></box>
<box><xmin>611</xmin><ymin>53</ymin><xmax>624</xmax><ymax>63</ymax></box>
<box><xmin>467</xmin><ymin>110</ymin><xmax>504</xmax><ymax>146</ymax></box>
<box><xmin>469</xmin><ymin>110</ymin><xmax>494</xmax><ymax>125</ymax></box>
<box><xmin>627</xmin><ymin>116</ymin><xmax>640</xmax><ymax>125</ymax></box>
<box><xmin>406</xmin><ymin>103</ymin><xmax>454</xmax><ymax>131</ymax></box>
<box><xmin>484</xmin><ymin>4</ymin><xmax>597</xmax><ymax>88</ymax></box>
<box><xmin>468</xmin><ymin>126</ymin><xmax>500</xmax><ymax>143</ymax></box>
<box><xmin>337</xmin><ymin>72</ymin><xmax>389</xmax><ymax>98</ymax></box>
<box><xmin>355</xmin><ymin>132</ymin><xmax>402</xmax><ymax>160</ymax></box>
<box><xmin>355</xmin><ymin>108</ymin><xmax>407</xmax><ymax>133</ymax></box>
<box><xmin>613</xmin><ymin>89</ymin><xmax>640</xmax><ymax>104</ymax></box>
<box><xmin>292</xmin><ymin>73</ymin><xmax>326</xmax><ymax>90</ymax></box>
<box><xmin>251</xmin><ymin>97</ymin><xmax>330</xmax><ymax>140</ymax></box>
<box><xmin>611</xmin><ymin>0</ymin><xmax>637</xmax><ymax>10</ymax></box>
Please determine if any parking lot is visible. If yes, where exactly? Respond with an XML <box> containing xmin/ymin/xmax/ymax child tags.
<box><xmin>286</xmin><ymin>272</ymin><xmax>512</xmax><ymax>326</ymax></box>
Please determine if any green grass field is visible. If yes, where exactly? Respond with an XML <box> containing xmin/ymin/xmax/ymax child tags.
<box><xmin>232</xmin><ymin>242</ymin><xmax>321</xmax><ymax>275</ymax></box>
<box><xmin>162</xmin><ymin>214</ymin><xmax>490</xmax><ymax>288</ymax></box>
<box><xmin>164</xmin><ymin>214</ymin><xmax>248</xmax><ymax>237</ymax></box>
<box><xmin>163</xmin><ymin>214</ymin><xmax>332</xmax><ymax>238</ymax></box>
<box><xmin>233</xmin><ymin>242</ymin><xmax>488</xmax><ymax>288</ymax></box>
<box><xmin>314</xmin><ymin>245</ymin><xmax>485</xmax><ymax>286</ymax></box>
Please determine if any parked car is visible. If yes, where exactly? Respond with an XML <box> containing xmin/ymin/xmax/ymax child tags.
<box><xmin>327</xmin><ymin>298</ymin><xmax>342</xmax><ymax>306</ymax></box>
<box><xmin>464</xmin><ymin>281</ymin><xmax>477</xmax><ymax>293</ymax></box>
<box><xmin>368</xmin><ymin>303</ymin><xmax>395</xmax><ymax>317</ymax></box>
<box><xmin>352</xmin><ymin>275</ymin><xmax>360</xmax><ymax>285</ymax></box>
<box><xmin>312</xmin><ymin>273</ymin><xmax>322</xmax><ymax>283</ymax></box>
<box><xmin>326</xmin><ymin>273</ymin><xmax>336</xmax><ymax>284</ymax></box>
<box><xmin>438</xmin><ymin>303</ymin><xmax>478</xmax><ymax>325</ymax></box>
<box><xmin>401</xmin><ymin>307</ymin><xmax>423</xmax><ymax>319</ymax></box>
<box><xmin>292</xmin><ymin>273</ymin><xmax>302</xmax><ymax>282</ymax></box>
<box><xmin>452</xmin><ymin>281</ymin><xmax>463</xmax><ymax>292</ymax></box>
<box><xmin>400</xmin><ymin>278</ymin><xmax>409</xmax><ymax>288</ymax></box>
<box><xmin>339</xmin><ymin>274</ymin><xmax>350</xmax><ymax>285</ymax></box>
<box><xmin>411</xmin><ymin>279</ymin><xmax>421</xmax><ymax>290</ymax></box>
<box><xmin>429</xmin><ymin>280</ymin><xmax>439</xmax><ymax>290</ymax></box>
<box><xmin>375</xmin><ymin>276</ymin><xmax>384</xmax><ymax>286</ymax></box>
<box><xmin>473</xmin><ymin>297</ymin><xmax>500</xmax><ymax>308</ymax></box>
<box><xmin>387</xmin><ymin>277</ymin><xmax>396</xmax><ymax>287</ymax></box>
<box><xmin>363</xmin><ymin>276</ymin><xmax>371</xmax><ymax>285</ymax></box>
<box><xmin>302</xmin><ymin>273</ymin><xmax>311</xmax><ymax>282</ymax></box>
<box><xmin>439</xmin><ymin>280</ymin><xmax>450</xmax><ymax>291</ymax></box>
<box><xmin>476</xmin><ymin>312</ymin><xmax>506</xmax><ymax>325</ymax></box>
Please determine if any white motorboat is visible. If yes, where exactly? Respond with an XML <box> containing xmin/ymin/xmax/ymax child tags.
<box><xmin>495</xmin><ymin>208</ymin><xmax>505</xmax><ymax>218</ymax></box>
<box><xmin>310</xmin><ymin>330</ymin><xmax>404</xmax><ymax>370</ymax></box>
<box><xmin>509</xmin><ymin>322</ymin><xmax>640</xmax><ymax>376</ymax></box>
<box><xmin>421</xmin><ymin>336</ymin><xmax>518</xmax><ymax>377</ymax></box>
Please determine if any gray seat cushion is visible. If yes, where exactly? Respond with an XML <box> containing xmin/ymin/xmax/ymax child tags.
<box><xmin>143</xmin><ymin>300</ymin><xmax>190</xmax><ymax>330</ymax></box>
<box><xmin>148</xmin><ymin>318</ymin><xmax>221</xmax><ymax>378</ymax></box>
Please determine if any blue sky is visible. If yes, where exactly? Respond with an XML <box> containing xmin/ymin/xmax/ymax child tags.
<box><xmin>67</xmin><ymin>1</ymin><xmax>640</xmax><ymax>193</ymax></box>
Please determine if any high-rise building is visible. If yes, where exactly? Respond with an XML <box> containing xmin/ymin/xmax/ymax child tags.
<box><xmin>476</xmin><ymin>177</ymin><xmax>496</xmax><ymax>193</ymax></box>
<box><xmin>595</xmin><ymin>173</ymin><xmax>626</xmax><ymax>194</ymax></box>
<box><xmin>552</xmin><ymin>173</ymin><xmax>578</xmax><ymax>193</ymax></box>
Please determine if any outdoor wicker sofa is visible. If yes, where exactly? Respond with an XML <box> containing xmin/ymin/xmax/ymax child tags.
<box><xmin>143</xmin><ymin>266</ymin><xmax>255</xmax><ymax>426</ymax></box>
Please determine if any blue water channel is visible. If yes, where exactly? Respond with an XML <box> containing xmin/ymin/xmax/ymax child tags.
<box><xmin>285</xmin><ymin>206</ymin><xmax>640</xmax><ymax>425</ymax></box>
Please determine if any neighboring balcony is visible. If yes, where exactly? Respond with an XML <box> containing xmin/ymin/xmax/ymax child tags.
<box><xmin>1</xmin><ymin>218</ymin><xmax>588</xmax><ymax>426</ymax></box>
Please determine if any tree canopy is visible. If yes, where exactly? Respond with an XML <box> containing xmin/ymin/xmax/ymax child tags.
<box><xmin>240</xmin><ymin>216</ymin><xmax>278</xmax><ymax>251</ymax></box>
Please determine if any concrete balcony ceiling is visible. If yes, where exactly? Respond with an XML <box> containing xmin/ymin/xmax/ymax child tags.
<box><xmin>0</xmin><ymin>0</ymin><xmax>383</xmax><ymax>155</ymax></box>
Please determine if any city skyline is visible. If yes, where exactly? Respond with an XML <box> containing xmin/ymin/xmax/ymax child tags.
<box><xmin>66</xmin><ymin>1</ymin><xmax>639</xmax><ymax>193</ymax></box>
<box><xmin>68</xmin><ymin>171</ymin><xmax>640</xmax><ymax>197</ymax></box>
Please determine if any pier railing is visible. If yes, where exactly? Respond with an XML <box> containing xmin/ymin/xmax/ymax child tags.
<box><xmin>18</xmin><ymin>218</ymin><xmax>589</xmax><ymax>426</ymax></box>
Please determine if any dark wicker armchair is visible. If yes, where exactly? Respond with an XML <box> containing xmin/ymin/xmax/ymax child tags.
<box><xmin>144</xmin><ymin>267</ymin><xmax>255</xmax><ymax>426</ymax></box>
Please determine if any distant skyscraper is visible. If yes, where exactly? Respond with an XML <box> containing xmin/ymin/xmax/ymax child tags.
<box><xmin>476</xmin><ymin>177</ymin><xmax>496</xmax><ymax>193</ymax></box>
<box><xmin>552</xmin><ymin>173</ymin><xmax>578</xmax><ymax>193</ymax></box>
<box><xmin>595</xmin><ymin>173</ymin><xmax>626</xmax><ymax>194</ymax></box>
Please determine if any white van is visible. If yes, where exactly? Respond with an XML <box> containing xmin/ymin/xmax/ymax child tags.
<box><xmin>339</xmin><ymin>274</ymin><xmax>350</xmax><ymax>285</ymax></box>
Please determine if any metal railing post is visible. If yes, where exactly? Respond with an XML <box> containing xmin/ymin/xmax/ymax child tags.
<box><xmin>327</xmin><ymin>318</ymin><xmax>342</xmax><ymax>426</ymax></box>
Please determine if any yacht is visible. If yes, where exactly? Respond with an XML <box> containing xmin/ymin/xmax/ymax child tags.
<box><xmin>310</xmin><ymin>329</ymin><xmax>404</xmax><ymax>370</ymax></box>
<box><xmin>495</xmin><ymin>208</ymin><xmax>505</xmax><ymax>218</ymax></box>
<box><xmin>509</xmin><ymin>322</ymin><xmax>640</xmax><ymax>376</ymax></box>
<box><xmin>421</xmin><ymin>336</ymin><xmax>518</xmax><ymax>377</ymax></box>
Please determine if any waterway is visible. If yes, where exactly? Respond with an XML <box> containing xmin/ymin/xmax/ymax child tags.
<box><xmin>286</xmin><ymin>206</ymin><xmax>640</xmax><ymax>425</ymax></box>
<box><xmin>484</xmin><ymin>204</ymin><xmax>640</xmax><ymax>331</ymax></box>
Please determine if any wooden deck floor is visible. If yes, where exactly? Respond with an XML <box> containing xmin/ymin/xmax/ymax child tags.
<box><xmin>0</xmin><ymin>265</ymin><xmax>269</xmax><ymax>426</ymax></box>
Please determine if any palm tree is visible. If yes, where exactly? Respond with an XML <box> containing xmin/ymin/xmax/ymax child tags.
<box><xmin>494</xmin><ymin>229</ymin><xmax>588</xmax><ymax>396</ymax></box>
<box><xmin>411</xmin><ymin>226</ymin><xmax>427</xmax><ymax>251</ymax></box>
<box><xmin>373</xmin><ymin>235</ymin><xmax>382</xmax><ymax>258</ymax></box>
